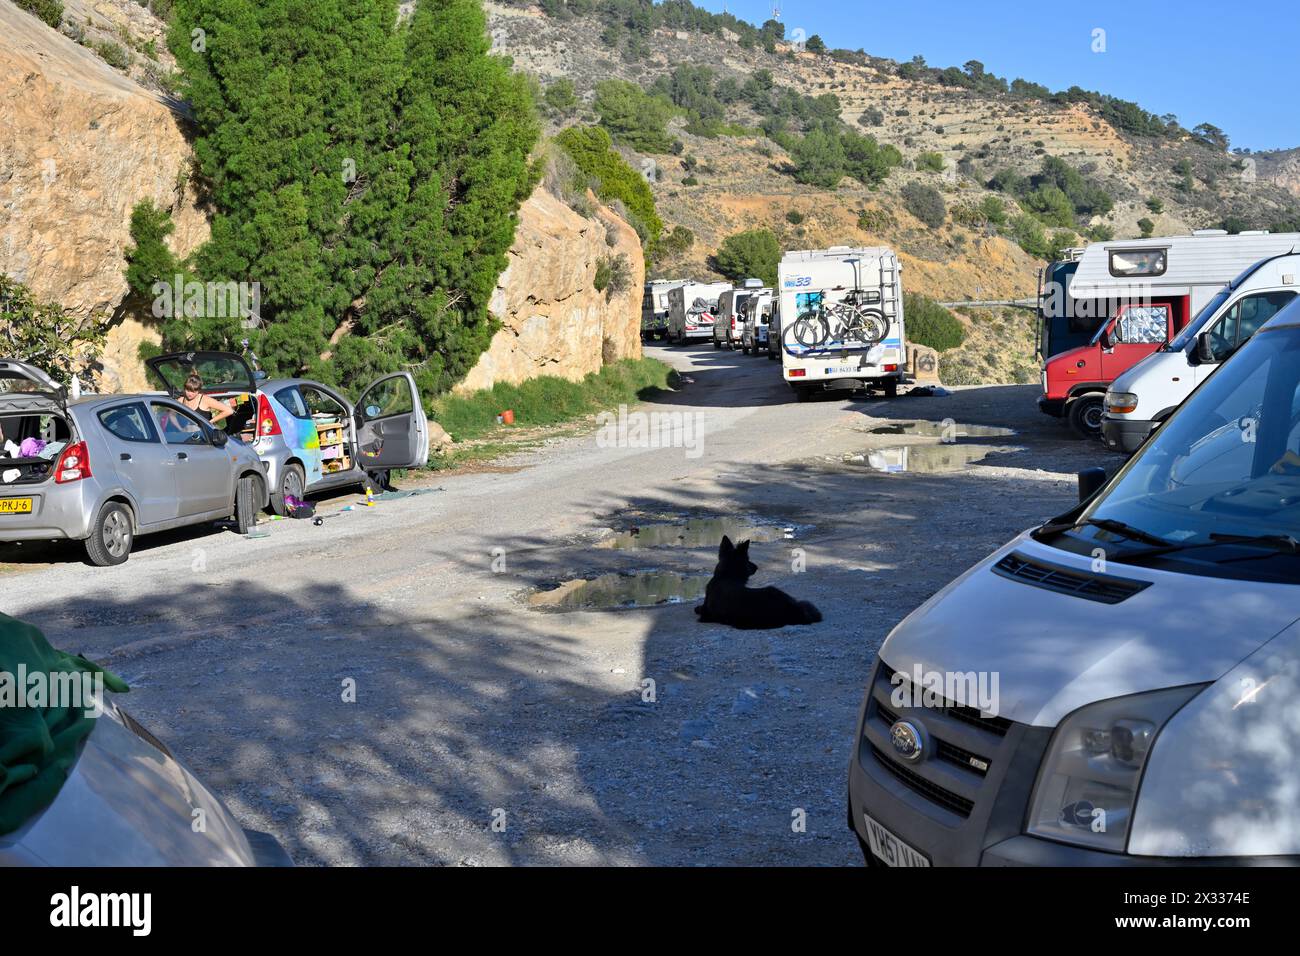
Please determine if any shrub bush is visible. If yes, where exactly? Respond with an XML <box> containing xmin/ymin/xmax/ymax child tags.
<box><xmin>901</xmin><ymin>182</ymin><xmax>946</xmax><ymax>229</ymax></box>
<box><xmin>15</xmin><ymin>0</ymin><xmax>63</xmax><ymax>28</ymax></box>
<box><xmin>713</xmin><ymin>229</ymin><xmax>780</xmax><ymax>288</ymax></box>
<box><xmin>904</xmin><ymin>293</ymin><xmax>966</xmax><ymax>352</ymax></box>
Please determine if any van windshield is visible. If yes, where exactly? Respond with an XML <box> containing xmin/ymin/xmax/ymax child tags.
<box><xmin>1077</xmin><ymin>321</ymin><xmax>1300</xmax><ymax>571</ymax></box>
<box><xmin>1166</xmin><ymin>289</ymin><xmax>1230</xmax><ymax>352</ymax></box>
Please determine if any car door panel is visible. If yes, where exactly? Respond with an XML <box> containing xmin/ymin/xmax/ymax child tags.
<box><xmin>96</xmin><ymin>402</ymin><xmax>177</xmax><ymax>526</ymax></box>
<box><xmin>353</xmin><ymin>372</ymin><xmax>429</xmax><ymax>470</ymax></box>
<box><xmin>151</xmin><ymin>402</ymin><xmax>233</xmax><ymax>517</ymax></box>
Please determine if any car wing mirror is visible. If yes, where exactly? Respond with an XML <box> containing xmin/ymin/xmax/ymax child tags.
<box><xmin>1195</xmin><ymin>331</ymin><xmax>1217</xmax><ymax>364</ymax></box>
<box><xmin>211</xmin><ymin>429</ymin><xmax>229</xmax><ymax>448</ymax></box>
<box><xmin>1077</xmin><ymin>467</ymin><xmax>1107</xmax><ymax>503</ymax></box>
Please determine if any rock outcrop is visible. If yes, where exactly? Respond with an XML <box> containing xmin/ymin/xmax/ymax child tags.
<box><xmin>0</xmin><ymin>4</ymin><xmax>206</xmax><ymax>392</ymax></box>
<box><xmin>457</xmin><ymin>186</ymin><xmax>645</xmax><ymax>394</ymax></box>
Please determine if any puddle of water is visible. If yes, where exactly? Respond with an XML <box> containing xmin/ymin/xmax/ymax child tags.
<box><xmin>596</xmin><ymin>516</ymin><xmax>795</xmax><ymax>549</ymax></box>
<box><xmin>865</xmin><ymin>421</ymin><xmax>1016</xmax><ymax>439</ymax></box>
<box><xmin>528</xmin><ymin>572</ymin><xmax>708</xmax><ymax>610</ymax></box>
<box><xmin>850</xmin><ymin>444</ymin><xmax>1025</xmax><ymax>474</ymax></box>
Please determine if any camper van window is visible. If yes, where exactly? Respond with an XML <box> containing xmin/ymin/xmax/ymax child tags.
<box><xmin>1115</xmin><ymin>305</ymin><xmax>1169</xmax><ymax>344</ymax></box>
<box><xmin>1109</xmin><ymin>248</ymin><xmax>1167</xmax><ymax>277</ymax></box>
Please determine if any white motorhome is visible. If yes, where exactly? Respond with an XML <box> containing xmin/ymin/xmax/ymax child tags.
<box><xmin>641</xmin><ymin>278</ymin><xmax>690</xmax><ymax>341</ymax></box>
<box><xmin>1103</xmin><ymin>246</ymin><xmax>1300</xmax><ymax>452</ymax></box>
<box><xmin>667</xmin><ymin>280</ymin><xmax>731</xmax><ymax>344</ymax></box>
<box><xmin>1040</xmin><ymin>230</ymin><xmax>1300</xmax><ymax>437</ymax></box>
<box><xmin>740</xmin><ymin>288</ymin><xmax>774</xmax><ymax>355</ymax></box>
<box><xmin>777</xmin><ymin>246</ymin><xmax>905</xmax><ymax>399</ymax></box>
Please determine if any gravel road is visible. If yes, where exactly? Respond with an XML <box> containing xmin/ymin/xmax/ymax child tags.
<box><xmin>1</xmin><ymin>344</ymin><xmax>1123</xmax><ymax>865</ymax></box>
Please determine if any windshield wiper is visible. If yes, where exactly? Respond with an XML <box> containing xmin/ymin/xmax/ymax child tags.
<box><xmin>1078</xmin><ymin>518</ymin><xmax>1172</xmax><ymax>547</ymax></box>
<box><xmin>1034</xmin><ymin>516</ymin><xmax>1171</xmax><ymax>546</ymax></box>
<box><xmin>1115</xmin><ymin>532</ymin><xmax>1300</xmax><ymax>565</ymax></box>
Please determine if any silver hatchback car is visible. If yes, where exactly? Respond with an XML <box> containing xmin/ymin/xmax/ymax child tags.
<box><xmin>0</xmin><ymin>359</ymin><xmax>269</xmax><ymax>566</ymax></box>
<box><xmin>146</xmin><ymin>351</ymin><xmax>430</xmax><ymax>515</ymax></box>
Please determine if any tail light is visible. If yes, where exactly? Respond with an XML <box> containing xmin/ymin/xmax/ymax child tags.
<box><xmin>789</xmin><ymin>369</ymin><xmax>806</xmax><ymax>378</ymax></box>
<box><xmin>256</xmin><ymin>393</ymin><xmax>282</xmax><ymax>437</ymax></box>
<box><xmin>884</xmin><ymin>364</ymin><xmax>898</xmax><ymax>372</ymax></box>
<box><xmin>55</xmin><ymin>441</ymin><xmax>92</xmax><ymax>483</ymax></box>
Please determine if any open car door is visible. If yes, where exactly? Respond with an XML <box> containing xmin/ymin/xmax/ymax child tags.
<box><xmin>145</xmin><ymin>351</ymin><xmax>258</xmax><ymax>398</ymax></box>
<box><xmin>353</xmin><ymin>372</ymin><xmax>429</xmax><ymax>470</ymax></box>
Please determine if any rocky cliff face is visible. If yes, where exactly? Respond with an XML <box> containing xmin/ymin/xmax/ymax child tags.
<box><xmin>0</xmin><ymin>3</ymin><xmax>206</xmax><ymax>392</ymax></box>
<box><xmin>457</xmin><ymin>187</ymin><xmax>644</xmax><ymax>394</ymax></box>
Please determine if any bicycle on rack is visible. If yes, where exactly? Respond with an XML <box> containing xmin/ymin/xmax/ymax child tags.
<box><xmin>784</xmin><ymin>290</ymin><xmax>889</xmax><ymax>351</ymax></box>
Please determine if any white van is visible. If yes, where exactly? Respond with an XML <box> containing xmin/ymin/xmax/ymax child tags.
<box><xmin>1102</xmin><ymin>250</ymin><xmax>1300</xmax><ymax>453</ymax></box>
<box><xmin>667</xmin><ymin>281</ymin><xmax>731</xmax><ymax>344</ymax></box>
<box><xmin>712</xmin><ymin>282</ymin><xmax>760</xmax><ymax>349</ymax></box>
<box><xmin>849</xmin><ymin>294</ymin><xmax>1300</xmax><ymax>865</ymax></box>
<box><xmin>740</xmin><ymin>289</ymin><xmax>774</xmax><ymax>355</ymax></box>
<box><xmin>777</xmin><ymin>247</ymin><xmax>905</xmax><ymax>400</ymax></box>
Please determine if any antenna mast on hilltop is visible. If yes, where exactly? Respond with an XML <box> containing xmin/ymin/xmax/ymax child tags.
<box><xmin>771</xmin><ymin>3</ymin><xmax>782</xmax><ymax>19</ymax></box>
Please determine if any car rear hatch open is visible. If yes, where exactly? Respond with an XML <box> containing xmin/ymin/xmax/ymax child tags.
<box><xmin>145</xmin><ymin>351</ymin><xmax>258</xmax><ymax>398</ymax></box>
<box><xmin>0</xmin><ymin>360</ymin><xmax>71</xmax><ymax>487</ymax></box>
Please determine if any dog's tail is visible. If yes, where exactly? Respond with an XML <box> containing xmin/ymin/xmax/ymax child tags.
<box><xmin>797</xmin><ymin>600</ymin><xmax>823</xmax><ymax>624</ymax></box>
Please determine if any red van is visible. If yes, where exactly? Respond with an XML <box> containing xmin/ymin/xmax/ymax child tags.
<box><xmin>1038</xmin><ymin>298</ymin><xmax>1188</xmax><ymax>436</ymax></box>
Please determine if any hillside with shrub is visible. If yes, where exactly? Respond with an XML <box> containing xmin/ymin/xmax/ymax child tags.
<box><xmin>487</xmin><ymin>0</ymin><xmax>1300</xmax><ymax>382</ymax></box>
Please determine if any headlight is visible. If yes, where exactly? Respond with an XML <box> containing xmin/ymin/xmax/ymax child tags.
<box><xmin>1105</xmin><ymin>391</ymin><xmax>1139</xmax><ymax>414</ymax></box>
<box><xmin>1027</xmin><ymin>685</ymin><xmax>1204</xmax><ymax>852</ymax></box>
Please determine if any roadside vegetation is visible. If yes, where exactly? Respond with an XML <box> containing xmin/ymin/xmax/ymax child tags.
<box><xmin>430</xmin><ymin>357</ymin><xmax>679</xmax><ymax>443</ymax></box>
<box><xmin>0</xmin><ymin>275</ymin><xmax>105</xmax><ymax>382</ymax></box>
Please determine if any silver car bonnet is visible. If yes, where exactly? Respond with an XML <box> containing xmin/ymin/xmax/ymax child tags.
<box><xmin>0</xmin><ymin>704</ymin><xmax>255</xmax><ymax>866</ymax></box>
<box><xmin>879</xmin><ymin>532</ymin><xmax>1300</xmax><ymax>727</ymax></box>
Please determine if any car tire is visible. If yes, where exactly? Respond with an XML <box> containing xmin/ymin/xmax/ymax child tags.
<box><xmin>234</xmin><ymin>474</ymin><xmax>261</xmax><ymax>534</ymax></box>
<box><xmin>84</xmin><ymin>501</ymin><xmax>134</xmax><ymax>567</ymax></box>
<box><xmin>1068</xmin><ymin>394</ymin><xmax>1105</xmax><ymax>438</ymax></box>
<box><xmin>712</xmin><ymin>337</ymin><xmax>721</xmax><ymax>349</ymax></box>
<box><xmin>270</xmin><ymin>462</ymin><xmax>306</xmax><ymax>517</ymax></box>
<box><xmin>794</xmin><ymin>386</ymin><xmax>813</xmax><ymax>402</ymax></box>
<box><xmin>883</xmin><ymin>379</ymin><xmax>899</xmax><ymax>399</ymax></box>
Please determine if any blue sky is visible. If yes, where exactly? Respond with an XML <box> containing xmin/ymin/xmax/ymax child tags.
<box><xmin>699</xmin><ymin>1</ymin><xmax>1298</xmax><ymax>151</ymax></box>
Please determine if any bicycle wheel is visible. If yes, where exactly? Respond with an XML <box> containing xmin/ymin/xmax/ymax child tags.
<box><xmin>844</xmin><ymin>308</ymin><xmax>888</xmax><ymax>347</ymax></box>
<box><xmin>791</xmin><ymin>311</ymin><xmax>830</xmax><ymax>350</ymax></box>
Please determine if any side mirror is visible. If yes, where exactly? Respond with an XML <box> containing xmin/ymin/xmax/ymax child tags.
<box><xmin>1099</xmin><ymin>328</ymin><xmax>1114</xmax><ymax>350</ymax></box>
<box><xmin>1195</xmin><ymin>331</ymin><xmax>1217</xmax><ymax>365</ymax></box>
<box><xmin>1077</xmin><ymin>467</ymin><xmax>1107</xmax><ymax>503</ymax></box>
<box><xmin>211</xmin><ymin>429</ymin><xmax>229</xmax><ymax>448</ymax></box>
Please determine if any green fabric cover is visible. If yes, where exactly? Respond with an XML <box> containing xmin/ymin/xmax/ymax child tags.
<box><xmin>0</xmin><ymin>613</ymin><xmax>128</xmax><ymax>835</ymax></box>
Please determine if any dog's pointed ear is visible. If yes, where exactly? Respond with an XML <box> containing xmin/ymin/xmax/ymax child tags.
<box><xmin>737</xmin><ymin>539</ymin><xmax>751</xmax><ymax>557</ymax></box>
<box><xmin>719</xmin><ymin>535</ymin><xmax>734</xmax><ymax>558</ymax></box>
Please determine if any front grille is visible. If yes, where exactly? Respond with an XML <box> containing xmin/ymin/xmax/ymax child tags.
<box><xmin>992</xmin><ymin>551</ymin><xmax>1151</xmax><ymax>604</ymax></box>
<box><xmin>870</xmin><ymin>745</ymin><xmax>975</xmax><ymax>818</ymax></box>
<box><xmin>937</xmin><ymin>740</ymin><xmax>990</xmax><ymax>776</ymax></box>
<box><xmin>876</xmin><ymin>703</ymin><xmax>991</xmax><ymax>777</ymax></box>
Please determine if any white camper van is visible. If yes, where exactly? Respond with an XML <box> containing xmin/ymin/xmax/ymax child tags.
<box><xmin>667</xmin><ymin>280</ymin><xmax>731</xmax><ymax>344</ymax></box>
<box><xmin>713</xmin><ymin>279</ymin><xmax>767</xmax><ymax>349</ymax></box>
<box><xmin>740</xmin><ymin>288</ymin><xmax>775</xmax><ymax>355</ymax></box>
<box><xmin>642</xmin><ymin>278</ymin><xmax>690</xmax><ymax>341</ymax></box>
<box><xmin>1102</xmin><ymin>245</ymin><xmax>1300</xmax><ymax>453</ymax></box>
<box><xmin>777</xmin><ymin>247</ymin><xmax>905</xmax><ymax>400</ymax></box>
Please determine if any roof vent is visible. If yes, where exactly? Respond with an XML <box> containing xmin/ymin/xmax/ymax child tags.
<box><xmin>1192</xmin><ymin>229</ymin><xmax>1228</xmax><ymax>237</ymax></box>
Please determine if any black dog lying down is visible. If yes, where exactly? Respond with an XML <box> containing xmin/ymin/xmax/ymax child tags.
<box><xmin>695</xmin><ymin>535</ymin><xmax>823</xmax><ymax>629</ymax></box>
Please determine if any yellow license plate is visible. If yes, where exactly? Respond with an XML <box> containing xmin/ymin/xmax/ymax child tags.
<box><xmin>0</xmin><ymin>498</ymin><xmax>33</xmax><ymax>514</ymax></box>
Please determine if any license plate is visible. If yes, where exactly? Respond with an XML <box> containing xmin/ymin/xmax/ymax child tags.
<box><xmin>828</xmin><ymin>366</ymin><xmax>860</xmax><ymax>375</ymax></box>
<box><xmin>0</xmin><ymin>497</ymin><xmax>33</xmax><ymax>515</ymax></box>
<box><xmin>863</xmin><ymin>812</ymin><xmax>931</xmax><ymax>867</ymax></box>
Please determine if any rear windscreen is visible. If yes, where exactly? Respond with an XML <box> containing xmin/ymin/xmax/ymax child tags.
<box><xmin>150</xmin><ymin>355</ymin><xmax>250</xmax><ymax>393</ymax></box>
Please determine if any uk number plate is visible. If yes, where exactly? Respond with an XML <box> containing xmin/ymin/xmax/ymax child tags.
<box><xmin>863</xmin><ymin>812</ymin><xmax>931</xmax><ymax>867</ymax></box>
